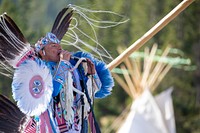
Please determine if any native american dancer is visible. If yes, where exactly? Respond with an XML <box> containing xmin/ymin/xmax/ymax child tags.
<box><xmin>0</xmin><ymin>5</ymin><xmax>114</xmax><ymax>133</ymax></box>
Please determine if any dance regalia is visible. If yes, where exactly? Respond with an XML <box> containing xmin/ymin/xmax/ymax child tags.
<box><xmin>19</xmin><ymin>51</ymin><xmax>110</xmax><ymax>133</ymax></box>
<box><xmin>0</xmin><ymin>6</ymin><xmax>114</xmax><ymax>133</ymax></box>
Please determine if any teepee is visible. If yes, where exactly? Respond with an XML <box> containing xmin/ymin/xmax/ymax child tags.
<box><xmin>109</xmin><ymin>44</ymin><xmax>189</xmax><ymax>133</ymax></box>
<box><xmin>104</xmin><ymin>1</ymin><xmax>194</xmax><ymax>132</ymax></box>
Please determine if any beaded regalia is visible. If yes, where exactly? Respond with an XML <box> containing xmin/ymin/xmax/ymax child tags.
<box><xmin>0</xmin><ymin>5</ymin><xmax>114</xmax><ymax>133</ymax></box>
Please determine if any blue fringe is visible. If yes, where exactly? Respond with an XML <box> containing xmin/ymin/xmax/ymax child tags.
<box><xmin>71</xmin><ymin>51</ymin><xmax>114</xmax><ymax>98</ymax></box>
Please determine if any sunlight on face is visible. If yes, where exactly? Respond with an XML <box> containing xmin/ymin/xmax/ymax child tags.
<box><xmin>43</xmin><ymin>43</ymin><xmax>62</xmax><ymax>62</ymax></box>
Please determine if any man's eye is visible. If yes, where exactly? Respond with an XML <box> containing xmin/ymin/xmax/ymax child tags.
<box><xmin>52</xmin><ymin>44</ymin><xmax>57</xmax><ymax>47</ymax></box>
<box><xmin>50</xmin><ymin>44</ymin><xmax>55</xmax><ymax>47</ymax></box>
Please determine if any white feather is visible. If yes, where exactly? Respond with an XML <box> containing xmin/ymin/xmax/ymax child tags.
<box><xmin>12</xmin><ymin>59</ymin><xmax>53</xmax><ymax>116</ymax></box>
<box><xmin>64</xmin><ymin>72</ymin><xmax>75</xmax><ymax>124</ymax></box>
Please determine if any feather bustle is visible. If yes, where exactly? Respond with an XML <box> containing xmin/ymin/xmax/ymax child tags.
<box><xmin>4</xmin><ymin>14</ymin><xmax>28</xmax><ymax>44</ymax></box>
<box><xmin>0</xmin><ymin>13</ymin><xmax>30</xmax><ymax>68</ymax></box>
<box><xmin>0</xmin><ymin>94</ymin><xmax>26</xmax><ymax>133</ymax></box>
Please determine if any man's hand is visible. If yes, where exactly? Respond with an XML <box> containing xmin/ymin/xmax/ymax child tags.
<box><xmin>86</xmin><ymin>59</ymin><xmax>95</xmax><ymax>75</ymax></box>
<box><xmin>60</xmin><ymin>50</ymin><xmax>71</xmax><ymax>61</ymax></box>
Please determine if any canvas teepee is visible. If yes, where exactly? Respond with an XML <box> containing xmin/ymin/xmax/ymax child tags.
<box><xmin>108</xmin><ymin>44</ymin><xmax>191</xmax><ymax>133</ymax></box>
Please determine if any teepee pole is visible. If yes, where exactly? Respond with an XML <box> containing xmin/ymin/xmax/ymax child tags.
<box><xmin>141</xmin><ymin>44</ymin><xmax>157</xmax><ymax>89</ymax></box>
<box><xmin>108</xmin><ymin>0</ymin><xmax>194</xmax><ymax>70</ymax></box>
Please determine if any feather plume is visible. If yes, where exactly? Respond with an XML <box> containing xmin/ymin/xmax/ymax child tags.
<box><xmin>51</xmin><ymin>7</ymin><xmax>69</xmax><ymax>33</ymax></box>
<box><xmin>4</xmin><ymin>14</ymin><xmax>28</xmax><ymax>44</ymax></box>
<box><xmin>51</xmin><ymin>7</ymin><xmax>73</xmax><ymax>40</ymax></box>
<box><xmin>0</xmin><ymin>94</ymin><xmax>26</xmax><ymax>133</ymax></box>
<box><xmin>0</xmin><ymin>13</ymin><xmax>31</xmax><ymax>68</ymax></box>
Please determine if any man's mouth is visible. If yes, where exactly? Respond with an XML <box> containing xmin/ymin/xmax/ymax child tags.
<box><xmin>58</xmin><ymin>50</ymin><xmax>62</xmax><ymax>56</ymax></box>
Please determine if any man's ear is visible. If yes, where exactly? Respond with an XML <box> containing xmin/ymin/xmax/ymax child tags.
<box><xmin>38</xmin><ymin>50</ymin><xmax>45</xmax><ymax>59</ymax></box>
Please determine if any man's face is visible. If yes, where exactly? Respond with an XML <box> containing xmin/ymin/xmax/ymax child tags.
<box><xmin>43</xmin><ymin>43</ymin><xmax>62</xmax><ymax>62</ymax></box>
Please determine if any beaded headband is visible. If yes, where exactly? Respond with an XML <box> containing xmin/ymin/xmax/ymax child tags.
<box><xmin>35</xmin><ymin>32</ymin><xmax>60</xmax><ymax>52</ymax></box>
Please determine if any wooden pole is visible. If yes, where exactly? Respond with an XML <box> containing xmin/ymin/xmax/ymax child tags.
<box><xmin>108</xmin><ymin>0</ymin><xmax>194</xmax><ymax>70</ymax></box>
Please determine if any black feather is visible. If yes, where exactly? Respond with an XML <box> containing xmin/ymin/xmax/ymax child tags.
<box><xmin>56</xmin><ymin>10</ymin><xmax>73</xmax><ymax>40</ymax></box>
<box><xmin>51</xmin><ymin>7</ymin><xmax>69</xmax><ymax>33</ymax></box>
<box><xmin>0</xmin><ymin>94</ymin><xmax>26</xmax><ymax>133</ymax></box>
<box><xmin>4</xmin><ymin>14</ymin><xmax>28</xmax><ymax>44</ymax></box>
<box><xmin>51</xmin><ymin>7</ymin><xmax>73</xmax><ymax>40</ymax></box>
<box><xmin>0</xmin><ymin>14</ymin><xmax>29</xmax><ymax>64</ymax></box>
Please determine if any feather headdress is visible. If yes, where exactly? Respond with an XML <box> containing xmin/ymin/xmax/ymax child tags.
<box><xmin>51</xmin><ymin>7</ymin><xmax>73</xmax><ymax>41</ymax></box>
<box><xmin>0</xmin><ymin>7</ymin><xmax>74</xmax><ymax>74</ymax></box>
<box><xmin>0</xmin><ymin>13</ymin><xmax>33</xmax><ymax>69</ymax></box>
<box><xmin>35</xmin><ymin>7</ymin><xmax>73</xmax><ymax>53</ymax></box>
